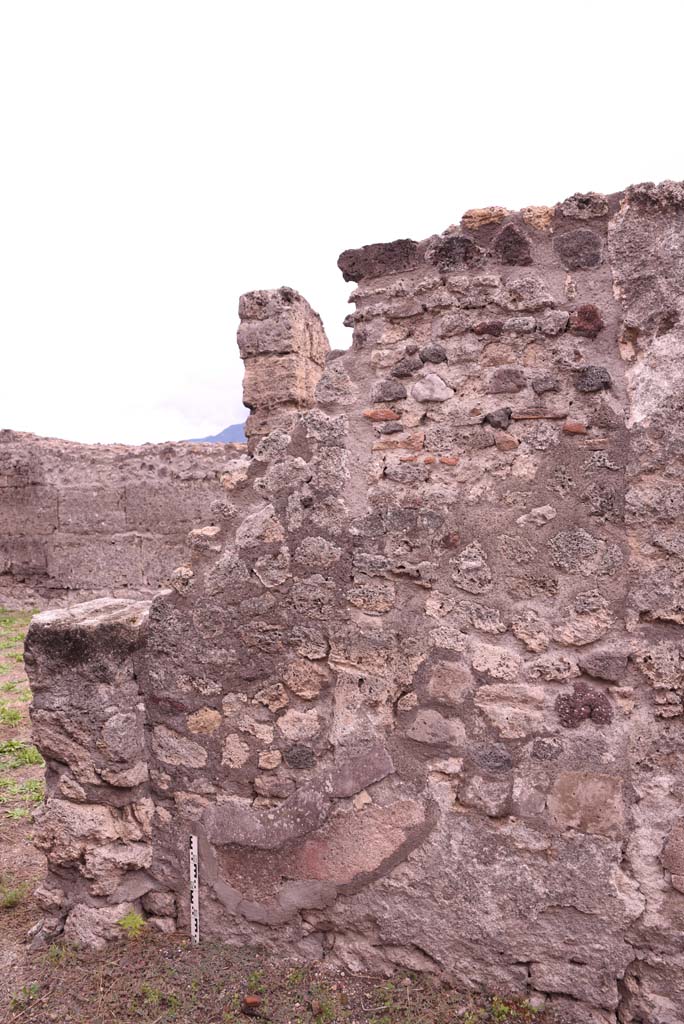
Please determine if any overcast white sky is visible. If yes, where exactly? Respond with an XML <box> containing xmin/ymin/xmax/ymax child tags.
<box><xmin>1</xmin><ymin>1</ymin><xmax>683</xmax><ymax>444</ymax></box>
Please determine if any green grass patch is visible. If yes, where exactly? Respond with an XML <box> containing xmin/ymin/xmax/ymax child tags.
<box><xmin>0</xmin><ymin>874</ymin><xmax>30</xmax><ymax>909</ymax></box>
<box><xmin>9</xmin><ymin>981</ymin><xmax>40</xmax><ymax>1011</ymax></box>
<box><xmin>0</xmin><ymin>740</ymin><xmax>44</xmax><ymax>769</ymax></box>
<box><xmin>0</xmin><ymin>778</ymin><xmax>44</xmax><ymax>804</ymax></box>
<box><xmin>5</xmin><ymin>807</ymin><xmax>30</xmax><ymax>820</ymax></box>
<box><xmin>47</xmin><ymin>942</ymin><xmax>74</xmax><ymax>967</ymax></box>
<box><xmin>0</xmin><ymin>607</ymin><xmax>36</xmax><ymax>630</ymax></box>
<box><xmin>0</xmin><ymin>706</ymin><xmax>22</xmax><ymax>727</ymax></box>
<box><xmin>20</xmin><ymin>777</ymin><xmax>44</xmax><ymax>801</ymax></box>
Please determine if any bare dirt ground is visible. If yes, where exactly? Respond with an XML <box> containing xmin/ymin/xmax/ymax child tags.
<box><xmin>0</xmin><ymin>608</ymin><xmax>555</xmax><ymax>1024</ymax></box>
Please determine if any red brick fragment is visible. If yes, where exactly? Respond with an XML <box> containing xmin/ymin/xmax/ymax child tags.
<box><xmin>563</xmin><ymin>420</ymin><xmax>588</xmax><ymax>435</ymax></box>
<box><xmin>363</xmin><ymin>408</ymin><xmax>401</xmax><ymax>422</ymax></box>
<box><xmin>439</xmin><ymin>456</ymin><xmax>460</xmax><ymax>465</ymax></box>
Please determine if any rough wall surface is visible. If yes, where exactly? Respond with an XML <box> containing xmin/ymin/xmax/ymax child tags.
<box><xmin>24</xmin><ymin>182</ymin><xmax>684</xmax><ymax>1024</ymax></box>
<box><xmin>0</xmin><ymin>431</ymin><xmax>246</xmax><ymax>606</ymax></box>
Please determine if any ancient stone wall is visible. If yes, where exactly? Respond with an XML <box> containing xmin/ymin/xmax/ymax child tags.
<box><xmin>24</xmin><ymin>182</ymin><xmax>684</xmax><ymax>1024</ymax></box>
<box><xmin>0</xmin><ymin>431</ymin><xmax>246</xmax><ymax>606</ymax></box>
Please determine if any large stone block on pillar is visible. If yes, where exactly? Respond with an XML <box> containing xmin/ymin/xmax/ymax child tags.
<box><xmin>242</xmin><ymin>354</ymin><xmax>323</xmax><ymax>411</ymax></box>
<box><xmin>237</xmin><ymin>312</ymin><xmax>327</xmax><ymax>364</ymax></box>
<box><xmin>237</xmin><ymin>287</ymin><xmax>330</xmax><ymax>448</ymax></box>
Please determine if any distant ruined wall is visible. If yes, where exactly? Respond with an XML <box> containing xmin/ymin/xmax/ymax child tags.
<box><xmin>24</xmin><ymin>182</ymin><xmax>684</xmax><ymax>1024</ymax></box>
<box><xmin>0</xmin><ymin>431</ymin><xmax>246</xmax><ymax>606</ymax></box>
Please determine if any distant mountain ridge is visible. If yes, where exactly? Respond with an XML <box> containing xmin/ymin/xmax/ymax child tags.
<box><xmin>190</xmin><ymin>422</ymin><xmax>246</xmax><ymax>443</ymax></box>
<box><xmin>191</xmin><ymin>423</ymin><xmax>246</xmax><ymax>443</ymax></box>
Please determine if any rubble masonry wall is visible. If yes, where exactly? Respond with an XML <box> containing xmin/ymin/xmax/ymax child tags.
<box><xmin>24</xmin><ymin>182</ymin><xmax>684</xmax><ymax>1024</ymax></box>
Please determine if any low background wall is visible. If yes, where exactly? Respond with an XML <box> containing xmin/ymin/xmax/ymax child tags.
<box><xmin>0</xmin><ymin>430</ymin><xmax>246</xmax><ymax>606</ymax></box>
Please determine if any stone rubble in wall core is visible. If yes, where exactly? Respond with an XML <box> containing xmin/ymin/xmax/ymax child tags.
<box><xmin>22</xmin><ymin>180</ymin><xmax>684</xmax><ymax>1024</ymax></box>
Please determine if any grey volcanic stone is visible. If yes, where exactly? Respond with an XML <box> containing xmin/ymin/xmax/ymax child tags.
<box><xmin>494</xmin><ymin>224</ymin><xmax>532</xmax><ymax>265</ymax></box>
<box><xmin>554</xmin><ymin>228</ymin><xmax>603</xmax><ymax>270</ymax></box>
<box><xmin>391</xmin><ymin>351</ymin><xmax>423</xmax><ymax>377</ymax></box>
<box><xmin>559</xmin><ymin>192</ymin><xmax>609</xmax><ymax>220</ymax></box>
<box><xmin>487</xmin><ymin>367</ymin><xmax>526</xmax><ymax>394</ymax></box>
<box><xmin>578</xmin><ymin>648</ymin><xmax>629</xmax><ymax>683</ymax></box>
<box><xmin>483</xmin><ymin>407</ymin><xmax>512</xmax><ymax>429</ymax></box>
<box><xmin>419</xmin><ymin>344</ymin><xmax>447</xmax><ymax>364</ymax></box>
<box><xmin>424</xmin><ymin>234</ymin><xmax>485</xmax><ymax>270</ymax></box>
<box><xmin>371</xmin><ymin>379</ymin><xmax>407</xmax><ymax>403</ymax></box>
<box><xmin>574</xmin><ymin>365</ymin><xmax>612</xmax><ymax>393</ymax></box>
<box><xmin>338</xmin><ymin>239</ymin><xmax>419</xmax><ymax>282</ymax></box>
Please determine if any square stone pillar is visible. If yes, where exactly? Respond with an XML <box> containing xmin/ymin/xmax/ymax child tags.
<box><xmin>237</xmin><ymin>286</ymin><xmax>330</xmax><ymax>451</ymax></box>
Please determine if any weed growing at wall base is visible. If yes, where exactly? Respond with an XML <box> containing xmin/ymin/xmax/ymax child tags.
<box><xmin>0</xmin><ymin>875</ymin><xmax>30</xmax><ymax>909</ymax></box>
<box><xmin>9</xmin><ymin>983</ymin><xmax>40</xmax><ymax>1012</ymax></box>
<box><xmin>0</xmin><ymin>740</ymin><xmax>43</xmax><ymax>769</ymax></box>
<box><xmin>0</xmin><ymin>706</ymin><xmax>22</xmax><ymax>727</ymax></box>
<box><xmin>118</xmin><ymin>910</ymin><xmax>147</xmax><ymax>939</ymax></box>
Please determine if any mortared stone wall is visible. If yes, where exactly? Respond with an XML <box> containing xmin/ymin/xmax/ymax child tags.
<box><xmin>23</xmin><ymin>181</ymin><xmax>684</xmax><ymax>1024</ymax></box>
